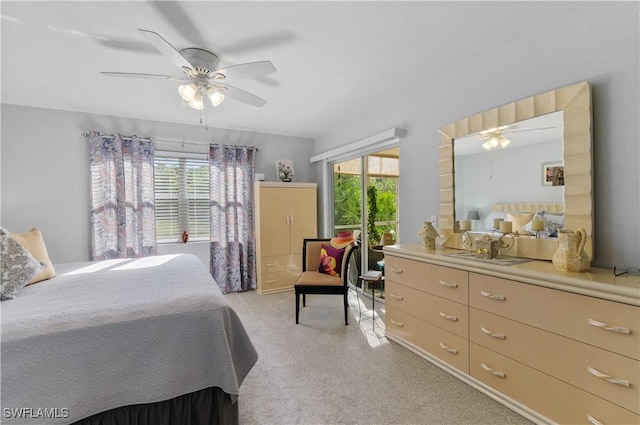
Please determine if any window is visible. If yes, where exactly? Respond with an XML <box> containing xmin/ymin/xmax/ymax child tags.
<box><xmin>154</xmin><ymin>156</ymin><xmax>210</xmax><ymax>243</ymax></box>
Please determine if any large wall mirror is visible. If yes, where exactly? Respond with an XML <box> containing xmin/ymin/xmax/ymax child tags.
<box><xmin>438</xmin><ymin>81</ymin><xmax>593</xmax><ymax>261</ymax></box>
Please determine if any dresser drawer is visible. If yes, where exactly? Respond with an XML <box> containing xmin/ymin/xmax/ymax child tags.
<box><xmin>470</xmin><ymin>343</ymin><xmax>640</xmax><ymax>425</ymax></box>
<box><xmin>469</xmin><ymin>273</ymin><xmax>640</xmax><ymax>360</ymax></box>
<box><xmin>386</xmin><ymin>306</ymin><xmax>469</xmax><ymax>373</ymax></box>
<box><xmin>385</xmin><ymin>255</ymin><xmax>468</xmax><ymax>304</ymax></box>
<box><xmin>386</xmin><ymin>280</ymin><xmax>468</xmax><ymax>338</ymax></box>
<box><xmin>470</xmin><ymin>308</ymin><xmax>640</xmax><ymax>414</ymax></box>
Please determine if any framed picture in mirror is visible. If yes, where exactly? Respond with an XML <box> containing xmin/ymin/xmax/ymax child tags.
<box><xmin>543</xmin><ymin>162</ymin><xmax>564</xmax><ymax>186</ymax></box>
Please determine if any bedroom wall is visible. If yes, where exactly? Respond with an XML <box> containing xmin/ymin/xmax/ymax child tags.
<box><xmin>1</xmin><ymin>105</ymin><xmax>314</xmax><ymax>264</ymax></box>
<box><xmin>313</xmin><ymin>2</ymin><xmax>639</xmax><ymax>268</ymax></box>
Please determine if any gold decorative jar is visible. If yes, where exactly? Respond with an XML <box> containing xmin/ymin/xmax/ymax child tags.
<box><xmin>552</xmin><ymin>228</ymin><xmax>590</xmax><ymax>272</ymax></box>
<box><xmin>418</xmin><ymin>221</ymin><xmax>439</xmax><ymax>249</ymax></box>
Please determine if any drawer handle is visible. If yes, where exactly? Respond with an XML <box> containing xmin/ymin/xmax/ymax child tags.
<box><xmin>390</xmin><ymin>318</ymin><xmax>404</xmax><ymax>327</ymax></box>
<box><xmin>587</xmin><ymin>367</ymin><xmax>630</xmax><ymax>387</ymax></box>
<box><xmin>481</xmin><ymin>326</ymin><xmax>506</xmax><ymax>339</ymax></box>
<box><xmin>481</xmin><ymin>363</ymin><xmax>506</xmax><ymax>378</ymax></box>
<box><xmin>588</xmin><ymin>318</ymin><xmax>631</xmax><ymax>334</ymax></box>
<box><xmin>266</xmin><ymin>263</ymin><xmax>275</xmax><ymax>267</ymax></box>
<box><xmin>439</xmin><ymin>280</ymin><xmax>458</xmax><ymax>288</ymax></box>
<box><xmin>587</xmin><ymin>415</ymin><xmax>604</xmax><ymax>425</ymax></box>
<box><xmin>439</xmin><ymin>311</ymin><xmax>458</xmax><ymax>321</ymax></box>
<box><xmin>439</xmin><ymin>342</ymin><xmax>458</xmax><ymax>354</ymax></box>
<box><xmin>480</xmin><ymin>290</ymin><xmax>505</xmax><ymax>301</ymax></box>
<box><xmin>267</xmin><ymin>279</ymin><xmax>277</xmax><ymax>283</ymax></box>
<box><xmin>390</xmin><ymin>267</ymin><xmax>404</xmax><ymax>274</ymax></box>
<box><xmin>389</xmin><ymin>293</ymin><xmax>404</xmax><ymax>301</ymax></box>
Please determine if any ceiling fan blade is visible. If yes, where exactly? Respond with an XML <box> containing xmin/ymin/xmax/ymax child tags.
<box><xmin>95</xmin><ymin>38</ymin><xmax>158</xmax><ymax>53</ymax></box>
<box><xmin>138</xmin><ymin>29</ymin><xmax>194</xmax><ymax>74</ymax></box>
<box><xmin>148</xmin><ymin>1</ymin><xmax>207</xmax><ymax>47</ymax></box>
<box><xmin>215</xmin><ymin>61</ymin><xmax>276</xmax><ymax>81</ymax></box>
<box><xmin>501</xmin><ymin>126</ymin><xmax>559</xmax><ymax>135</ymax></box>
<box><xmin>224</xmin><ymin>31</ymin><xmax>295</xmax><ymax>55</ymax></box>
<box><xmin>220</xmin><ymin>84</ymin><xmax>267</xmax><ymax>107</ymax></box>
<box><xmin>101</xmin><ymin>72</ymin><xmax>189</xmax><ymax>81</ymax></box>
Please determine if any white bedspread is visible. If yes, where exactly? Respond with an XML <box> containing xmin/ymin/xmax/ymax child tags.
<box><xmin>1</xmin><ymin>254</ymin><xmax>258</xmax><ymax>424</ymax></box>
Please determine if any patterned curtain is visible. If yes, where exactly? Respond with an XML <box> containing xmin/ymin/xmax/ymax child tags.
<box><xmin>87</xmin><ymin>131</ymin><xmax>157</xmax><ymax>260</ymax></box>
<box><xmin>209</xmin><ymin>145</ymin><xmax>257</xmax><ymax>293</ymax></box>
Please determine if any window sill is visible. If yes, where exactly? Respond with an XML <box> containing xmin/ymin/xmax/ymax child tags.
<box><xmin>157</xmin><ymin>240</ymin><xmax>209</xmax><ymax>246</ymax></box>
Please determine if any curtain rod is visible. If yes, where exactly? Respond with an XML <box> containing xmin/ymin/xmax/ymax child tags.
<box><xmin>81</xmin><ymin>132</ymin><xmax>258</xmax><ymax>150</ymax></box>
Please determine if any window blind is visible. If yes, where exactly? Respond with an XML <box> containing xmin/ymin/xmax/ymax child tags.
<box><xmin>154</xmin><ymin>156</ymin><xmax>210</xmax><ymax>243</ymax></box>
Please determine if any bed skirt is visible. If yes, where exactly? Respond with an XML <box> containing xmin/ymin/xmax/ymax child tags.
<box><xmin>71</xmin><ymin>387</ymin><xmax>238</xmax><ymax>425</ymax></box>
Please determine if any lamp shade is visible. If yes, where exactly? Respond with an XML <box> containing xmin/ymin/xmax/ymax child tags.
<box><xmin>187</xmin><ymin>89</ymin><xmax>205</xmax><ymax>110</ymax></box>
<box><xmin>178</xmin><ymin>83</ymin><xmax>198</xmax><ymax>102</ymax></box>
<box><xmin>206</xmin><ymin>86</ymin><xmax>225</xmax><ymax>107</ymax></box>
<box><xmin>467</xmin><ymin>210</ymin><xmax>480</xmax><ymax>220</ymax></box>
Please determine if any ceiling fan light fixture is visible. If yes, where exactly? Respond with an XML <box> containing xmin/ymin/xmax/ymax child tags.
<box><xmin>206</xmin><ymin>86</ymin><xmax>226</xmax><ymax>107</ymax></box>
<box><xmin>187</xmin><ymin>89</ymin><xmax>205</xmax><ymax>110</ymax></box>
<box><xmin>482</xmin><ymin>132</ymin><xmax>512</xmax><ymax>150</ymax></box>
<box><xmin>499</xmin><ymin>135</ymin><xmax>512</xmax><ymax>148</ymax></box>
<box><xmin>178</xmin><ymin>82</ymin><xmax>198</xmax><ymax>102</ymax></box>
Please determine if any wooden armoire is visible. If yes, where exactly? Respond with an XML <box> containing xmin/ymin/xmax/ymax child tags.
<box><xmin>254</xmin><ymin>182</ymin><xmax>317</xmax><ymax>294</ymax></box>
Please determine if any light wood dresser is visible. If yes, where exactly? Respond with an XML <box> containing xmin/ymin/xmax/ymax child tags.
<box><xmin>383</xmin><ymin>244</ymin><xmax>640</xmax><ymax>425</ymax></box>
<box><xmin>254</xmin><ymin>182</ymin><xmax>317</xmax><ymax>294</ymax></box>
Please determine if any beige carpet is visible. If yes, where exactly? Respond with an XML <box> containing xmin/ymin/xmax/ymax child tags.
<box><xmin>224</xmin><ymin>289</ymin><xmax>534</xmax><ymax>425</ymax></box>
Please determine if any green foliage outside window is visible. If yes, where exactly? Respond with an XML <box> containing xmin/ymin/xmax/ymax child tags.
<box><xmin>333</xmin><ymin>172</ymin><xmax>397</xmax><ymax>242</ymax></box>
<box><xmin>333</xmin><ymin>173</ymin><xmax>362</xmax><ymax>227</ymax></box>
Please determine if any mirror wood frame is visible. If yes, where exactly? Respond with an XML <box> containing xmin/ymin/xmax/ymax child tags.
<box><xmin>438</xmin><ymin>81</ymin><xmax>593</xmax><ymax>261</ymax></box>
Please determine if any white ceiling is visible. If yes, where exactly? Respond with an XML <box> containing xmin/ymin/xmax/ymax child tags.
<box><xmin>1</xmin><ymin>1</ymin><xmax>578</xmax><ymax>139</ymax></box>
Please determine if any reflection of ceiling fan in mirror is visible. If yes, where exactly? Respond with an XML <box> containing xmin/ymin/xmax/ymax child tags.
<box><xmin>478</xmin><ymin>124</ymin><xmax>559</xmax><ymax>151</ymax></box>
<box><xmin>101</xmin><ymin>29</ymin><xmax>276</xmax><ymax>109</ymax></box>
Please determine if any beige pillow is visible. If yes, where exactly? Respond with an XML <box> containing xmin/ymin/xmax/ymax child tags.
<box><xmin>507</xmin><ymin>212</ymin><xmax>535</xmax><ymax>236</ymax></box>
<box><xmin>9</xmin><ymin>228</ymin><xmax>56</xmax><ymax>284</ymax></box>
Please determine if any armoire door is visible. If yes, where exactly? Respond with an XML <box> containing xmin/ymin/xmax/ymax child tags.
<box><xmin>288</xmin><ymin>187</ymin><xmax>318</xmax><ymax>255</ymax></box>
<box><xmin>258</xmin><ymin>186</ymin><xmax>292</xmax><ymax>256</ymax></box>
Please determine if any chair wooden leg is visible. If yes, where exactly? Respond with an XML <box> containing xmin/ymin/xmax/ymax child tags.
<box><xmin>344</xmin><ymin>292</ymin><xmax>348</xmax><ymax>325</ymax></box>
<box><xmin>295</xmin><ymin>291</ymin><xmax>300</xmax><ymax>324</ymax></box>
<box><xmin>303</xmin><ymin>293</ymin><xmax>306</xmax><ymax>307</ymax></box>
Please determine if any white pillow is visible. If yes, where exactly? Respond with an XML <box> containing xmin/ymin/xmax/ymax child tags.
<box><xmin>524</xmin><ymin>211</ymin><xmax>565</xmax><ymax>237</ymax></box>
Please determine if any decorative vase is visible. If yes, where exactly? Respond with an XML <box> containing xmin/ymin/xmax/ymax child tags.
<box><xmin>552</xmin><ymin>228</ymin><xmax>590</xmax><ymax>272</ymax></box>
<box><xmin>418</xmin><ymin>221</ymin><xmax>439</xmax><ymax>249</ymax></box>
<box><xmin>181</xmin><ymin>230</ymin><xmax>189</xmax><ymax>243</ymax></box>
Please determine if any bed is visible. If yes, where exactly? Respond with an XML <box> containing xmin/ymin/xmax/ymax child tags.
<box><xmin>1</xmin><ymin>253</ymin><xmax>257</xmax><ymax>425</ymax></box>
<box><xmin>478</xmin><ymin>202</ymin><xmax>565</xmax><ymax>238</ymax></box>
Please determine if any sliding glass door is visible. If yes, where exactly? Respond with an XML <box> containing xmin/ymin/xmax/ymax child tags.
<box><xmin>332</xmin><ymin>148</ymin><xmax>399</xmax><ymax>300</ymax></box>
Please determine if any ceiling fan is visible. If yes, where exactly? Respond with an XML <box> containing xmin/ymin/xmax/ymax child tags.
<box><xmin>101</xmin><ymin>29</ymin><xmax>276</xmax><ymax>109</ymax></box>
<box><xmin>478</xmin><ymin>124</ymin><xmax>558</xmax><ymax>150</ymax></box>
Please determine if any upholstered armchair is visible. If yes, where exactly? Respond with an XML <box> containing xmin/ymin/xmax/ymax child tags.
<box><xmin>294</xmin><ymin>238</ymin><xmax>358</xmax><ymax>325</ymax></box>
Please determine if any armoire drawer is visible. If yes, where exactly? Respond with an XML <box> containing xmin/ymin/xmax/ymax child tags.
<box><xmin>386</xmin><ymin>306</ymin><xmax>469</xmax><ymax>373</ymax></box>
<box><xmin>260</xmin><ymin>254</ymin><xmax>300</xmax><ymax>274</ymax></box>
<box><xmin>470</xmin><ymin>308</ymin><xmax>640</xmax><ymax>414</ymax></box>
<box><xmin>259</xmin><ymin>270</ymin><xmax>300</xmax><ymax>293</ymax></box>
<box><xmin>385</xmin><ymin>255</ymin><xmax>468</xmax><ymax>304</ymax></box>
<box><xmin>470</xmin><ymin>343</ymin><xmax>640</xmax><ymax>425</ymax></box>
<box><xmin>386</xmin><ymin>280</ymin><xmax>468</xmax><ymax>338</ymax></box>
<box><xmin>469</xmin><ymin>273</ymin><xmax>640</xmax><ymax>360</ymax></box>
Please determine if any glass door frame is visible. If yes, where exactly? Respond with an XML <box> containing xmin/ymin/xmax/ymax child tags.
<box><xmin>328</xmin><ymin>148</ymin><xmax>400</xmax><ymax>299</ymax></box>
